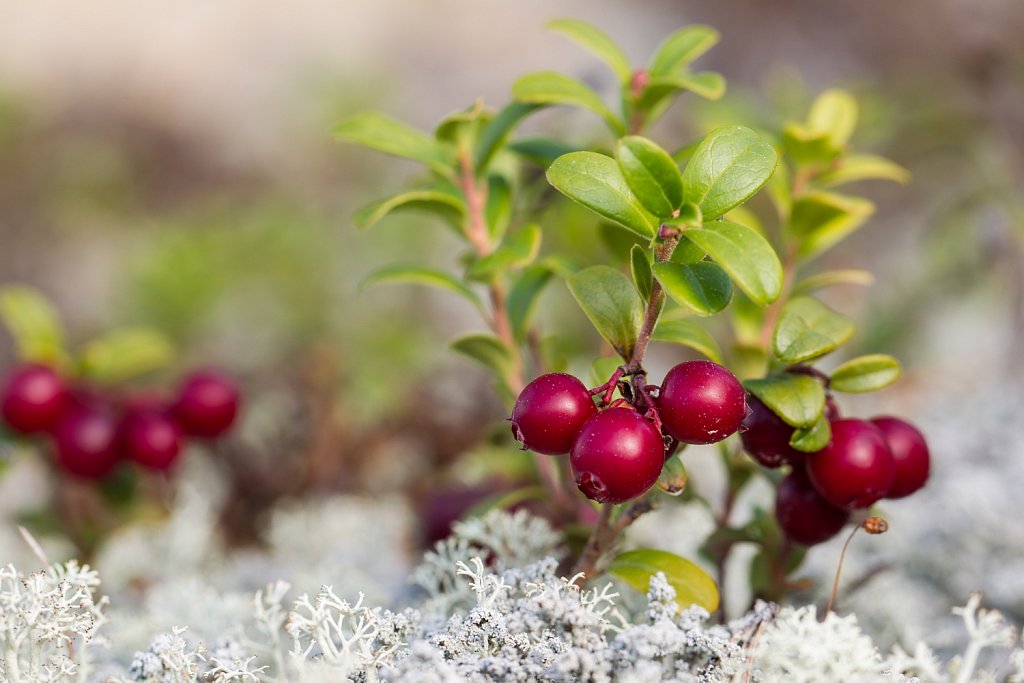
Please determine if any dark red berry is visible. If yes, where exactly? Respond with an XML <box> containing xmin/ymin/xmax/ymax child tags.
<box><xmin>570</xmin><ymin>408</ymin><xmax>664</xmax><ymax>503</ymax></box>
<box><xmin>739</xmin><ymin>395</ymin><xmax>802</xmax><ymax>468</ymax></box>
<box><xmin>806</xmin><ymin>418</ymin><xmax>895</xmax><ymax>509</ymax></box>
<box><xmin>510</xmin><ymin>373</ymin><xmax>597</xmax><ymax>455</ymax></box>
<box><xmin>871</xmin><ymin>416</ymin><xmax>930</xmax><ymax>499</ymax></box>
<box><xmin>656</xmin><ymin>360</ymin><xmax>746</xmax><ymax>445</ymax></box>
<box><xmin>1</xmin><ymin>364</ymin><xmax>68</xmax><ymax>434</ymax></box>
<box><xmin>171</xmin><ymin>371</ymin><xmax>240</xmax><ymax>438</ymax></box>
<box><xmin>775</xmin><ymin>467</ymin><xmax>850</xmax><ymax>545</ymax></box>
<box><xmin>120</xmin><ymin>410</ymin><xmax>183</xmax><ymax>471</ymax></box>
<box><xmin>54</xmin><ymin>406</ymin><xmax>119</xmax><ymax>479</ymax></box>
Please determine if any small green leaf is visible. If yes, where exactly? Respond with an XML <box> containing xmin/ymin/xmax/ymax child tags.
<box><xmin>682</xmin><ymin>126</ymin><xmax>778</xmax><ymax>220</ymax></box>
<box><xmin>649</xmin><ymin>25</ymin><xmax>720</xmax><ymax>78</ymax></box>
<box><xmin>782</xmin><ymin>123</ymin><xmax>837</xmax><ymax>165</ymax></box>
<box><xmin>508</xmin><ymin>265</ymin><xmax>555</xmax><ymax>342</ymax></box>
<box><xmin>654</xmin><ymin>262</ymin><xmax>733</xmax><ymax>316</ymax></box>
<box><xmin>807</xmin><ymin>89</ymin><xmax>858</xmax><ymax>148</ymax></box>
<box><xmin>450</xmin><ymin>333</ymin><xmax>516</xmax><ymax>384</ymax></box>
<box><xmin>672</xmin><ymin>203</ymin><xmax>703</xmax><ymax>228</ymax></box>
<box><xmin>608</xmin><ymin>548</ymin><xmax>719</xmax><ymax>612</ymax></box>
<box><xmin>467</xmin><ymin>225</ymin><xmax>542</xmax><ymax>281</ymax></box>
<box><xmin>512</xmin><ymin>72</ymin><xmax>623</xmax><ymax>134</ymax></box>
<box><xmin>788</xmin><ymin>192</ymin><xmax>875</xmax><ymax>258</ymax></box>
<box><xmin>507</xmin><ymin>137</ymin><xmax>579</xmax><ymax>167</ymax></box>
<box><xmin>669</xmin><ymin>235</ymin><xmax>706</xmax><ymax>264</ymax></box>
<box><xmin>547</xmin><ymin>152</ymin><xmax>659</xmax><ymax>238</ymax></box>
<box><xmin>361</xmin><ymin>264</ymin><xmax>484</xmax><ymax>313</ymax></box>
<box><xmin>0</xmin><ymin>286</ymin><xmax>66</xmax><ymax>365</ymax></box>
<box><xmin>640</xmin><ymin>72</ymin><xmax>726</xmax><ymax>107</ymax></box>
<box><xmin>630</xmin><ymin>245</ymin><xmax>654</xmax><ymax>302</ymax></box>
<box><xmin>484</xmin><ymin>175</ymin><xmax>512</xmax><ymax>242</ymax></box>
<box><xmin>684</xmin><ymin>221</ymin><xmax>783</xmax><ymax>305</ymax></box>
<box><xmin>651</xmin><ymin>319</ymin><xmax>723</xmax><ymax>364</ymax></box>
<box><xmin>567</xmin><ymin>265</ymin><xmax>644</xmax><ymax>358</ymax></box>
<box><xmin>789</xmin><ymin>414</ymin><xmax>831</xmax><ymax>452</ymax></box>
<box><xmin>616</xmin><ymin>136</ymin><xmax>684</xmax><ymax>217</ymax></box>
<box><xmin>657</xmin><ymin>457</ymin><xmax>688</xmax><ymax>496</ymax></box>
<box><xmin>353</xmin><ymin>190</ymin><xmax>464</xmax><ymax>230</ymax></box>
<box><xmin>548</xmin><ymin>18</ymin><xmax>632</xmax><ymax>84</ymax></box>
<box><xmin>792</xmin><ymin>269</ymin><xmax>875</xmax><ymax>296</ymax></box>
<box><xmin>334</xmin><ymin>113</ymin><xmax>454</xmax><ymax>175</ymax></box>
<box><xmin>80</xmin><ymin>328</ymin><xmax>174</xmax><ymax>383</ymax></box>
<box><xmin>830</xmin><ymin>354</ymin><xmax>902</xmax><ymax>393</ymax></box>
<box><xmin>474</xmin><ymin>101</ymin><xmax>542</xmax><ymax>172</ymax></box>
<box><xmin>435</xmin><ymin>102</ymin><xmax>490</xmax><ymax>146</ymax></box>
<box><xmin>772</xmin><ymin>296</ymin><xmax>855</xmax><ymax>364</ymax></box>
<box><xmin>816</xmin><ymin>154</ymin><xmax>910</xmax><ymax>188</ymax></box>
<box><xmin>744</xmin><ymin>374</ymin><xmax>825</xmax><ymax>428</ymax></box>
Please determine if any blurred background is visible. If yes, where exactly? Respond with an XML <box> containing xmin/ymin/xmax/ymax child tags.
<box><xmin>0</xmin><ymin>0</ymin><xmax>1022</xmax><ymax>655</ymax></box>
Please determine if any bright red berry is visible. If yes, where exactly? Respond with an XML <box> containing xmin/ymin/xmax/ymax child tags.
<box><xmin>1</xmin><ymin>364</ymin><xmax>68</xmax><ymax>434</ymax></box>
<box><xmin>806</xmin><ymin>419</ymin><xmax>895</xmax><ymax>509</ymax></box>
<box><xmin>739</xmin><ymin>395</ymin><xmax>802</xmax><ymax>468</ymax></box>
<box><xmin>510</xmin><ymin>373</ymin><xmax>597</xmax><ymax>455</ymax></box>
<box><xmin>171</xmin><ymin>371</ymin><xmax>240</xmax><ymax>438</ymax></box>
<box><xmin>120</xmin><ymin>410</ymin><xmax>183</xmax><ymax>471</ymax></box>
<box><xmin>656</xmin><ymin>360</ymin><xmax>746</xmax><ymax>445</ymax></box>
<box><xmin>871</xmin><ymin>416</ymin><xmax>930</xmax><ymax>499</ymax></box>
<box><xmin>570</xmin><ymin>408</ymin><xmax>664</xmax><ymax>503</ymax></box>
<box><xmin>775</xmin><ymin>467</ymin><xmax>850</xmax><ymax>545</ymax></box>
<box><xmin>53</xmin><ymin>406</ymin><xmax>120</xmax><ymax>479</ymax></box>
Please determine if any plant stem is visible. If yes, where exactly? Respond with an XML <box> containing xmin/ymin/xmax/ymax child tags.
<box><xmin>826</xmin><ymin>525</ymin><xmax>861</xmax><ymax>615</ymax></box>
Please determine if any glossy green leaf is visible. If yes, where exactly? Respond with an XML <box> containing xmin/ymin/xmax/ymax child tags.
<box><xmin>485</xmin><ymin>175</ymin><xmax>512</xmax><ymax>241</ymax></box>
<box><xmin>361</xmin><ymin>264</ymin><xmax>484</xmax><ymax>312</ymax></box>
<box><xmin>788</xmin><ymin>191</ymin><xmax>875</xmax><ymax>258</ymax></box>
<box><xmin>830</xmin><ymin>354</ymin><xmax>902</xmax><ymax>393</ymax></box>
<box><xmin>684</xmin><ymin>221</ymin><xmax>783</xmax><ymax>305</ymax></box>
<box><xmin>682</xmin><ymin>126</ymin><xmax>778</xmax><ymax>220</ymax></box>
<box><xmin>474</xmin><ymin>101</ymin><xmax>542</xmax><ymax>171</ymax></box>
<box><xmin>616</xmin><ymin>136</ymin><xmax>684</xmax><ymax>217</ymax></box>
<box><xmin>654</xmin><ymin>262</ymin><xmax>733</xmax><ymax>316</ymax></box>
<box><xmin>772</xmin><ymin>296</ymin><xmax>855</xmax><ymax>363</ymax></box>
<box><xmin>80</xmin><ymin>328</ymin><xmax>174</xmax><ymax>383</ymax></box>
<box><xmin>508</xmin><ymin>264</ymin><xmax>555</xmax><ymax>341</ymax></box>
<box><xmin>353</xmin><ymin>190</ymin><xmax>464</xmax><ymax>230</ymax></box>
<box><xmin>792</xmin><ymin>269</ymin><xmax>875</xmax><ymax>295</ymax></box>
<box><xmin>657</xmin><ymin>456</ymin><xmax>688</xmax><ymax>496</ymax></box>
<box><xmin>512</xmin><ymin>71</ymin><xmax>623</xmax><ymax>134</ymax></box>
<box><xmin>566</xmin><ymin>265</ymin><xmax>644</xmax><ymax>358</ymax></box>
<box><xmin>789</xmin><ymin>413</ymin><xmax>831</xmax><ymax>452</ymax></box>
<box><xmin>608</xmin><ymin>549</ymin><xmax>719</xmax><ymax>612</ymax></box>
<box><xmin>649</xmin><ymin>25</ymin><xmax>720</xmax><ymax>77</ymax></box>
<box><xmin>450</xmin><ymin>333</ymin><xmax>516</xmax><ymax>384</ymax></box>
<box><xmin>651</xmin><ymin>319</ymin><xmax>723</xmax><ymax>364</ymax></box>
<box><xmin>467</xmin><ymin>224</ymin><xmax>541</xmax><ymax>281</ymax></box>
<box><xmin>548</xmin><ymin>18</ymin><xmax>632</xmax><ymax>83</ymax></box>
<box><xmin>630</xmin><ymin>245</ymin><xmax>654</xmax><ymax>302</ymax></box>
<box><xmin>0</xmin><ymin>286</ymin><xmax>66</xmax><ymax>365</ymax></box>
<box><xmin>816</xmin><ymin>154</ymin><xmax>910</xmax><ymax>188</ymax></box>
<box><xmin>744</xmin><ymin>374</ymin><xmax>826</xmax><ymax>428</ymax></box>
<box><xmin>334</xmin><ymin>113</ymin><xmax>454</xmax><ymax>175</ymax></box>
<box><xmin>807</xmin><ymin>89</ymin><xmax>858</xmax><ymax>148</ymax></box>
<box><xmin>547</xmin><ymin>152</ymin><xmax>659</xmax><ymax>238</ymax></box>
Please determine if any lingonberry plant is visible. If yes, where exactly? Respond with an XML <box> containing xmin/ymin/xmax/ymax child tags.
<box><xmin>337</xmin><ymin>19</ymin><xmax>931</xmax><ymax>612</ymax></box>
<box><xmin>0</xmin><ymin>286</ymin><xmax>241</xmax><ymax>480</ymax></box>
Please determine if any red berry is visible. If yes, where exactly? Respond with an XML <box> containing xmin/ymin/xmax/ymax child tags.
<box><xmin>739</xmin><ymin>395</ymin><xmax>802</xmax><ymax>468</ymax></box>
<box><xmin>806</xmin><ymin>419</ymin><xmax>895</xmax><ymax>509</ymax></box>
<box><xmin>871</xmin><ymin>416</ymin><xmax>930</xmax><ymax>499</ymax></box>
<box><xmin>120</xmin><ymin>410</ymin><xmax>183</xmax><ymax>471</ymax></box>
<box><xmin>775</xmin><ymin>467</ymin><xmax>850</xmax><ymax>545</ymax></box>
<box><xmin>172</xmin><ymin>371</ymin><xmax>240</xmax><ymax>438</ymax></box>
<box><xmin>656</xmin><ymin>360</ymin><xmax>746</xmax><ymax>445</ymax></box>
<box><xmin>54</xmin><ymin>406</ymin><xmax>120</xmax><ymax>479</ymax></box>
<box><xmin>1</xmin><ymin>364</ymin><xmax>68</xmax><ymax>434</ymax></box>
<box><xmin>570</xmin><ymin>408</ymin><xmax>664</xmax><ymax>503</ymax></box>
<box><xmin>510</xmin><ymin>373</ymin><xmax>597</xmax><ymax>455</ymax></box>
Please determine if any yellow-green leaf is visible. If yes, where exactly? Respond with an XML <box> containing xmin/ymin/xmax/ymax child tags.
<box><xmin>608</xmin><ymin>548</ymin><xmax>719</xmax><ymax>612</ymax></box>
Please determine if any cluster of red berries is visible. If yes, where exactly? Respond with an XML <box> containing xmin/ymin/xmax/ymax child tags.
<box><xmin>742</xmin><ymin>395</ymin><xmax>930</xmax><ymax>546</ymax></box>
<box><xmin>0</xmin><ymin>363</ymin><xmax>240</xmax><ymax>479</ymax></box>
<box><xmin>510</xmin><ymin>360</ymin><xmax>745</xmax><ymax>504</ymax></box>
